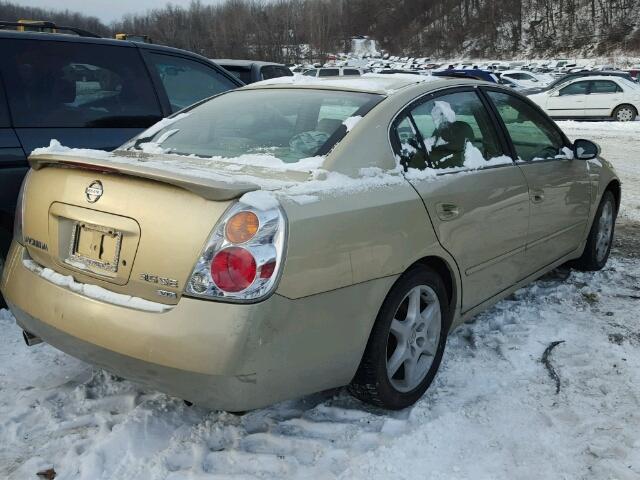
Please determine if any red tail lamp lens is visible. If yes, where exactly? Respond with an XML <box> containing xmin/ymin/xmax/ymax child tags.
<box><xmin>211</xmin><ymin>247</ymin><xmax>256</xmax><ymax>292</ymax></box>
<box><xmin>260</xmin><ymin>261</ymin><xmax>276</xmax><ymax>279</ymax></box>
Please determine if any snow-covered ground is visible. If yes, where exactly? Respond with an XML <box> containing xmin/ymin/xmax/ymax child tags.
<box><xmin>1</xmin><ymin>121</ymin><xmax>639</xmax><ymax>480</ymax></box>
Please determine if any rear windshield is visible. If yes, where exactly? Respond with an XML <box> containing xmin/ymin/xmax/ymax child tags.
<box><xmin>125</xmin><ymin>89</ymin><xmax>383</xmax><ymax>163</ymax></box>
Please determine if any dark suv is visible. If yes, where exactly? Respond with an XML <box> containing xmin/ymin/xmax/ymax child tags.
<box><xmin>0</xmin><ymin>27</ymin><xmax>243</xmax><ymax>282</ymax></box>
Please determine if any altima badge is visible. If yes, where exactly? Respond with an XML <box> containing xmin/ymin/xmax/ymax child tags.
<box><xmin>85</xmin><ymin>181</ymin><xmax>103</xmax><ymax>203</ymax></box>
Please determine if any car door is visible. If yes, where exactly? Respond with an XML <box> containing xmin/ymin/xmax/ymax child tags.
<box><xmin>485</xmin><ymin>89</ymin><xmax>591</xmax><ymax>274</ymax></box>
<box><xmin>545</xmin><ymin>80</ymin><xmax>590</xmax><ymax>117</ymax></box>
<box><xmin>584</xmin><ymin>80</ymin><xmax>624</xmax><ymax>116</ymax></box>
<box><xmin>393</xmin><ymin>88</ymin><xmax>530</xmax><ymax>311</ymax></box>
<box><xmin>0</xmin><ymin>38</ymin><xmax>164</xmax><ymax>154</ymax></box>
<box><xmin>142</xmin><ymin>52</ymin><xmax>241</xmax><ymax>113</ymax></box>
<box><xmin>0</xmin><ymin>72</ymin><xmax>26</xmax><ymax>244</ymax></box>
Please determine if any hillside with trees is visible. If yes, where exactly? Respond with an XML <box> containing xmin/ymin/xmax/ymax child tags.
<box><xmin>1</xmin><ymin>0</ymin><xmax>639</xmax><ymax>62</ymax></box>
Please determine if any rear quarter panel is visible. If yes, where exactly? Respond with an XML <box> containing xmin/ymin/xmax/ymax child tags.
<box><xmin>277</xmin><ymin>181</ymin><xmax>460</xmax><ymax>307</ymax></box>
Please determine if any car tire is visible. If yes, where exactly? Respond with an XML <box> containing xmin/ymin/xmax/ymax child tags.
<box><xmin>348</xmin><ymin>266</ymin><xmax>450</xmax><ymax>410</ymax></box>
<box><xmin>572</xmin><ymin>190</ymin><xmax>617</xmax><ymax>271</ymax></box>
<box><xmin>612</xmin><ymin>104</ymin><xmax>637</xmax><ymax>122</ymax></box>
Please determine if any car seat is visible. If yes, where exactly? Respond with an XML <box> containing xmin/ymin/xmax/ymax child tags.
<box><xmin>429</xmin><ymin>120</ymin><xmax>474</xmax><ymax>169</ymax></box>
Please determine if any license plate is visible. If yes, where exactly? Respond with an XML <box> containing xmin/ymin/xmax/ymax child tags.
<box><xmin>68</xmin><ymin>222</ymin><xmax>122</xmax><ymax>272</ymax></box>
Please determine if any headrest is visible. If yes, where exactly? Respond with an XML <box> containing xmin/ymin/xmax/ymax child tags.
<box><xmin>438</xmin><ymin>121</ymin><xmax>473</xmax><ymax>149</ymax></box>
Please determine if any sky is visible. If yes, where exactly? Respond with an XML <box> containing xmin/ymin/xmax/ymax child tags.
<box><xmin>17</xmin><ymin>0</ymin><xmax>225</xmax><ymax>23</ymax></box>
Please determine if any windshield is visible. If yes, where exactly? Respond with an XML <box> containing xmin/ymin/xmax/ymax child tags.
<box><xmin>125</xmin><ymin>89</ymin><xmax>382</xmax><ymax>163</ymax></box>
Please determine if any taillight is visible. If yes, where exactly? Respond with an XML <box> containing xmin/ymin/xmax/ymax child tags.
<box><xmin>185</xmin><ymin>199</ymin><xmax>286</xmax><ymax>302</ymax></box>
<box><xmin>211</xmin><ymin>247</ymin><xmax>256</xmax><ymax>292</ymax></box>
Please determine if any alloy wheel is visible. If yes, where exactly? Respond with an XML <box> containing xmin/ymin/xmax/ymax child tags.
<box><xmin>386</xmin><ymin>285</ymin><xmax>441</xmax><ymax>392</ymax></box>
<box><xmin>616</xmin><ymin>107</ymin><xmax>635</xmax><ymax>122</ymax></box>
<box><xmin>596</xmin><ymin>199</ymin><xmax>614</xmax><ymax>262</ymax></box>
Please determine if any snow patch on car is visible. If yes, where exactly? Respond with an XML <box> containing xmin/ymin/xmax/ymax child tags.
<box><xmin>431</xmin><ymin>100</ymin><xmax>456</xmax><ymax>126</ymax></box>
<box><xmin>22</xmin><ymin>259</ymin><xmax>170</xmax><ymax>313</ymax></box>
<box><xmin>342</xmin><ymin>115</ymin><xmax>363</xmax><ymax>132</ymax></box>
<box><xmin>31</xmin><ymin>139</ymin><xmax>112</xmax><ymax>158</ymax></box>
<box><xmin>240</xmin><ymin>190</ymin><xmax>280</xmax><ymax>210</ymax></box>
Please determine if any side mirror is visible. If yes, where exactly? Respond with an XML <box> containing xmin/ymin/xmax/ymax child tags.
<box><xmin>573</xmin><ymin>139</ymin><xmax>600</xmax><ymax>160</ymax></box>
<box><xmin>550</xmin><ymin>90</ymin><xmax>560</xmax><ymax>97</ymax></box>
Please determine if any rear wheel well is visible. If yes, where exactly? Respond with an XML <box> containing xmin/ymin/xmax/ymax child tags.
<box><xmin>605</xmin><ymin>179</ymin><xmax>621</xmax><ymax>214</ymax></box>
<box><xmin>612</xmin><ymin>104</ymin><xmax>638</xmax><ymax>117</ymax></box>
<box><xmin>412</xmin><ymin>256</ymin><xmax>456</xmax><ymax>310</ymax></box>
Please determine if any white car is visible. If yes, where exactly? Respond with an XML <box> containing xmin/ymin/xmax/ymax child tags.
<box><xmin>501</xmin><ymin>70</ymin><xmax>553</xmax><ymax>86</ymax></box>
<box><xmin>302</xmin><ymin>67</ymin><xmax>363</xmax><ymax>77</ymax></box>
<box><xmin>528</xmin><ymin>75</ymin><xmax>640</xmax><ymax>121</ymax></box>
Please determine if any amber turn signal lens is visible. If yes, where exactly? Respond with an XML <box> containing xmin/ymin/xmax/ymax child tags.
<box><xmin>225</xmin><ymin>211</ymin><xmax>259</xmax><ymax>244</ymax></box>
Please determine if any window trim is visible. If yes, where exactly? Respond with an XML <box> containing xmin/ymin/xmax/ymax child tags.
<box><xmin>480</xmin><ymin>86</ymin><xmax>572</xmax><ymax>163</ymax></box>
<box><xmin>389</xmin><ymin>85</ymin><xmax>514</xmax><ymax>174</ymax></box>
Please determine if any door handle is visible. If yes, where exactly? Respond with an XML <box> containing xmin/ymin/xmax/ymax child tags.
<box><xmin>436</xmin><ymin>203</ymin><xmax>461</xmax><ymax>221</ymax></box>
<box><xmin>531</xmin><ymin>189</ymin><xmax>545</xmax><ymax>204</ymax></box>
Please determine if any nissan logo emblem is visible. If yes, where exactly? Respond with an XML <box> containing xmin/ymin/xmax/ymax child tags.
<box><xmin>85</xmin><ymin>180</ymin><xmax>103</xmax><ymax>203</ymax></box>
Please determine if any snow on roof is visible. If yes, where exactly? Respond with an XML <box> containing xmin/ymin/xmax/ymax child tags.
<box><xmin>248</xmin><ymin>73</ymin><xmax>442</xmax><ymax>95</ymax></box>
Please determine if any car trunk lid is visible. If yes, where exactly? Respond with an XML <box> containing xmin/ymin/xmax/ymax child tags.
<box><xmin>23</xmin><ymin>152</ymin><xmax>310</xmax><ymax>305</ymax></box>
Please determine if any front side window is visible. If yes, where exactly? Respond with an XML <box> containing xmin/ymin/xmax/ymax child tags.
<box><xmin>303</xmin><ymin>69</ymin><xmax>317</xmax><ymax>77</ymax></box>
<box><xmin>344</xmin><ymin>69</ymin><xmax>361</xmax><ymax>76</ymax></box>
<box><xmin>401</xmin><ymin>90</ymin><xmax>505</xmax><ymax>170</ymax></box>
<box><xmin>2</xmin><ymin>39</ymin><xmax>162</xmax><ymax>128</ymax></box>
<box><xmin>487</xmin><ymin>90</ymin><xmax>566</xmax><ymax>161</ymax></box>
<box><xmin>126</xmin><ymin>89</ymin><xmax>383</xmax><ymax>163</ymax></box>
<box><xmin>559</xmin><ymin>81</ymin><xmax>589</xmax><ymax>96</ymax></box>
<box><xmin>148</xmin><ymin>54</ymin><xmax>238</xmax><ymax>113</ymax></box>
<box><xmin>589</xmin><ymin>80</ymin><xmax>621</xmax><ymax>94</ymax></box>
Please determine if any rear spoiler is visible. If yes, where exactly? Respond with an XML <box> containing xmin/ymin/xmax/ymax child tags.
<box><xmin>28</xmin><ymin>153</ymin><xmax>260</xmax><ymax>201</ymax></box>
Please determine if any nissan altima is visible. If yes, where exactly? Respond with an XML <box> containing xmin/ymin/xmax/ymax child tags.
<box><xmin>0</xmin><ymin>75</ymin><xmax>620</xmax><ymax>411</ymax></box>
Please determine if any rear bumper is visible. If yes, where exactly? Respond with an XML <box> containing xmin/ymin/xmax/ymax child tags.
<box><xmin>1</xmin><ymin>242</ymin><xmax>396</xmax><ymax>410</ymax></box>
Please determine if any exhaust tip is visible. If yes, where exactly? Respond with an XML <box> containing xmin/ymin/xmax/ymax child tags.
<box><xmin>22</xmin><ymin>330</ymin><xmax>43</xmax><ymax>346</ymax></box>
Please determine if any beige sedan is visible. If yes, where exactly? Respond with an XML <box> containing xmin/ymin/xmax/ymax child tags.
<box><xmin>1</xmin><ymin>75</ymin><xmax>620</xmax><ymax>411</ymax></box>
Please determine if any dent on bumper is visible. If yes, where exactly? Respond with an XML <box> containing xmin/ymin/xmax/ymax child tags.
<box><xmin>1</xmin><ymin>242</ymin><xmax>398</xmax><ymax>410</ymax></box>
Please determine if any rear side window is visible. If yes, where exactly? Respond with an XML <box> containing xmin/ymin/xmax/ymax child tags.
<box><xmin>487</xmin><ymin>90</ymin><xmax>566</xmax><ymax>161</ymax></box>
<box><xmin>400</xmin><ymin>90</ymin><xmax>505</xmax><ymax>170</ymax></box>
<box><xmin>261</xmin><ymin>66</ymin><xmax>285</xmax><ymax>80</ymax></box>
<box><xmin>589</xmin><ymin>80</ymin><xmax>622</xmax><ymax>94</ymax></box>
<box><xmin>343</xmin><ymin>69</ymin><xmax>361</xmax><ymax>76</ymax></box>
<box><xmin>147</xmin><ymin>53</ymin><xmax>238</xmax><ymax>113</ymax></box>
<box><xmin>2</xmin><ymin>39</ymin><xmax>162</xmax><ymax>128</ymax></box>
<box><xmin>223</xmin><ymin>66</ymin><xmax>252</xmax><ymax>84</ymax></box>
<box><xmin>319</xmin><ymin>69</ymin><xmax>339</xmax><ymax>77</ymax></box>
